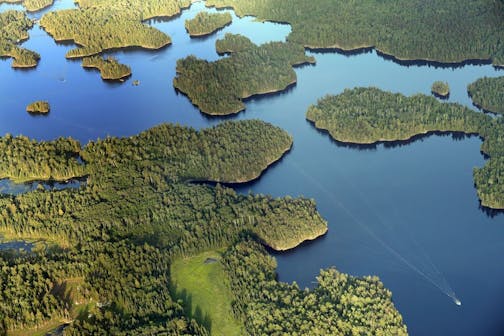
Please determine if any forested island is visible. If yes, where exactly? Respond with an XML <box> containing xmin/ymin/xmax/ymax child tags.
<box><xmin>431</xmin><ymin>81</ymin><xmax>450</xmax><ymax>98</ymax></box>
<box><xmin>306</xmin><ymin>87</ymin><xmax>504</xmax><ymax>209</ymax></box>
<box><xmin>26</xmin><ymin>100</ymin><xmax>50</xmax><ymax>114</ymax></box>
<box><xmin>185</xmin><ymin>12</ymin><xmax>232</xmax><ymax>37</ymax></box>
<box><xmin>206</xmin><ymin>0</ymin><xmax>504</xmax><ymax>66</ymax></box>
<box><xmin>0</xmin><ymin>119</ymin><xmax>406</xmax><ymax>335</ymax></box>
<box><xmin>0</xmin><ymin>10</ymin><xmax>40</xmax><ymax>68</ymax></box>
<box><xmin>174</xmin><ymin>34</ymin><xmax>315</xmax><ymax>115</ymax></box>
<box><xmin>82</xmin><ymin>56</ymin><xmax>131</xmax><ymax>80</ymax></box>
<box><xmin>468</xmin><ymin>76</ymin><xmax>504</xmax><ymax>115</ymax></box>
<box><xmin>0</xmin><ymin>0</ymin><xmax>54</xmax><ymax>12</ymax></box>
<box><xmin>39</xmin><ymin>0</ymin><xmax>192</xmax><ymax>59</ymax></box>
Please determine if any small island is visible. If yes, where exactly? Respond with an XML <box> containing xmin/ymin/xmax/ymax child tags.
<box><xmin>82</xmin><ymin>56</ymin><xmax>131</xmax><ymax>80</ymax></box>
<box><xmin>185</xmin><ymin>12</ymin><xmax>232</xmax><ymax>37</ymax></box>
<box><xmin>468</xmin><ymin>76</ymin><xmax>504</xmax><ymax>115</ymax></box>
<box><xmin>306</xmin><ymin>87</ymin><xmax>504</xmax><ymax>209</ymax></box>
<box><xmin>174</xmin><ymin>34</ymin><xmax>315</xmax><ymax>115</ymax></box>
<box><xmin>431</xmin><ymin>81</ymin><xmax>450</xmax><ymax>99</ymax></box>
<box><xmin>26</xmin><ymin>100</ymin><xmax>50</xmax><ymax>114</ymax></box>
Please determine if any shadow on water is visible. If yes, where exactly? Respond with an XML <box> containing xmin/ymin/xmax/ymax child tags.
<box><xmin>308</xmin><ymin>119</ymin><xmax>482</xmax><ymax>151</ymax></box>
<box><xmin>303</xmin><ymin>43</ymin><xmax>499</xmax><ymax>69</ymax></box>
<box><xmin>305</xmin><ymin>45</ymin><xmax>374</xmax><ymax>57</ymax></box>
<box><xmin>478</xmin><ymin>201</ymin><xmax>504</xmax><ymax>218</ymax></box>
<box><xmin>375</xmin><ymin>50</ymin><xmax>496</xmax><ymax>69</ymax></box>
<box><xmin>174</xmin><ymin>81</ymin><xmax>300</xmax><ymax>121</ymax></box>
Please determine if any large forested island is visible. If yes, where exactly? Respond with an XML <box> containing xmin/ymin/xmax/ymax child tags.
<box><xmin>39</xmin><ymin>0</ymin><xmax>192</xmax><ymax>59</ymax></box>
<box><xmin>174</xmin><ymin>34</ymin><xmax>315</xmax><ymax>115</ymax></box>
<box><xmin>0</xmin><ymin>10</ymin><xmax>40</xmax><ymax>68</ymax></box>
<box><xmin>0</xmin><ymin>120</ymin><xmax>408</xmax><ymax>335</ymax></box>
<box><xmin>306</xmin><ymin>87</ymin><xmax>504</xmax><ymax>209</ymax></box>
<box><xmin>468</xmin><ymin>76</ymin><xmax>504</xmax><ymax>115</ymax></box>
<box><xmin>185</xmin><ymin>12</ymin><xmax>232</xmax><ymax>37</ymax></box>
<box><xmin>206</xmin><ymin>0</ymin><xmax>504</xmax><ymax>66</ymax></box>
<box><xmin>0</xmin><ymin>0</ymin><xmax>54</xmax><ymax>12</ymax></box>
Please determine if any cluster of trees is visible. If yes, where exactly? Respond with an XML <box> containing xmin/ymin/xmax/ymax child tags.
<box><xmin>82</xmin><ymin>56</ymin><xmax>131</xmax><ymax>80</ymax></box>
<box><xmin>26</xmin><ymin>100</ymin><xmax>50</xmax><ymax>114</ymax></box>
<box><xmin>0</xmin><ymin>121</ymin><xmax>335</xmax><ymax>333</ymax></box>
<box><xmin>75</xmin><ymin>0</ymin><xmax>191</xmax><ymax>21</ymax></box>
<box><xmin>0</xmin><ymin>252</ymin><xmax>68</xmax><ymax>331</ymax></box>
<box><xmin>0</xmin><ymin>120</ymin><xmax>292</xmax><ymax>185</ymax></box>
<box><xmin>0</xmin><ymin>134</ymin><xmax>85</xmax><ymax>183</ymax></box>
<box><xmin>206</xmin><ymin>0</ymin><xmax>504</xmax><ymax>66</ymax></box>
<box><xmin>0</xmin><ymin>0</ymin><xmax>54</xmax><ymax>12</ymax></box>
<box><xmin>174</xmin><ymin>34</ymin><xmax>315</xmax><ymax>115</ymax></box>
<box><xmin>221</xmin><ymin>240</ymin><xmax>408</xmax><ymax>335</ymax></box>
<box><xmin>431</xmin><ymin>81</ymin><xmax>450</xmax><ymax>98</ymax></box>
<box><xmin>0</xmin><ymin>10</ymin><xmax>40</xmax><ymax>68</ymax></box>
<box><xmin>39</xmin><ymin>5</ymin><xmax>172</xmax><ymax>59</ymax></box>
<box><xmin>216</xmin><ymin>33</ymin><xmax>255</xmax><ymax>54</ymax></box>
<box><xmin>0</xmin><ymin>240</ymin><xmax>208</xmax><ymax>335</ymax></box>
<box><xmin>306</xmin><ymin>87</ymin><xmax>504</xmax><ymax>209</ymax></box>
<box><xmin>185</xmin><ymin>12</ymin><xmax>232</xmax><ymax>37</ymax></box>
<box><xmin>468</xmin><ymin>76</ymin><xmax>504</xmax><ymax>115</ymax></box>
<box><xmin>82</xmin><ymin>119</ymin><xmax>294</xmax><ymax>183</ymax></box>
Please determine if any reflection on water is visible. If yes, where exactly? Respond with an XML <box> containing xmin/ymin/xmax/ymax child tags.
<box><xmin>0</xmin><ymin>178</ymin><xmax>85</xmax><ymax>195</ymax></box>
<box><xmin>0</xmin><ymin>0</ymin><xmax>503</xmax><ymax>335</ymax></box>
<box><xmin>0</xmin><ymin>239</ymin><xmax>33</xmax><ymax>252</ymax></box>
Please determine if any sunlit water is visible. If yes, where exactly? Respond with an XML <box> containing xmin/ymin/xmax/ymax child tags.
<box><xmin>0</xmin><ymin>1</ymin><xmax>503</xmax><ymax>335</ymax></box>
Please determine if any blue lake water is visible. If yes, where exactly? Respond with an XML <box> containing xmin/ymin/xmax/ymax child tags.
<box><xmin>0</xmin><ymin>1</ymin><xmax>503</xmax><ymax>335</ymax></box>
<box><xmin>0</xmin><ymin>178</ymin><xmax>84</xmax><ymax>195</ymax></box>
<box><xmin>0</xmin><ymin>239</ymin><xmax>33</xmax><ymax>251</ymax></box>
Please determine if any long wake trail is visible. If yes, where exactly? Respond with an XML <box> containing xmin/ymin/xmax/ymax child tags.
<box><xmin>289</xmin><ymin>161</ymin><xmax>461</xmax><ymax>306</ymax></box>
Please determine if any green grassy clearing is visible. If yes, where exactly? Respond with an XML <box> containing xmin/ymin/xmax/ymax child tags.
<box><xmin>171</xmin><ymin>250</ymin><xmax>244</xmax><ymax>336</ymax></box>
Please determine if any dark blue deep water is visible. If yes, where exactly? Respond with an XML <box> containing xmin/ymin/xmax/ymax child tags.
<box><xmin>1</xmin><ymin>1</ymin><xmax>503</xmax><ymax>335</ymax></box>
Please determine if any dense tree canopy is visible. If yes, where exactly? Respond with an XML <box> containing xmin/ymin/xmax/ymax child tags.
<box><xmin>0</xmin><ymin>0</ymin><xmax>54</xmax><ymax>12</ymax></box>
<box><xmin>221</xmin><ymin>240</ymin><xmax>408</xmax><ymax>335</ymax></box>
<box><xmin>174</xmin><ymin>34</ymin><xmax>315</xmax><ymax>115</ymax></box>
<box><xmin>82</xmin><ymin>56</ymin><xmax>131</xmax><ymax>80</ymax></box>
<box><xmin>206</xmin><ymin>0</ymin><xmax>504</xmax><ymax>66</ymax></box>
<box><xmin>26</xmin><ymin>100</ymin><xmax>50</xmax><ymax>114</ymax></box>
<box><xmin>0</xmin><ymin>120</ymin><xmax>336</xmax><ymax>334</ymax></box>
<box><xmin>0</xmin><ymin>10</ymin><xmax>40</xmax><ymax>68</ymax></box>
<box><xmin>431</xmin><ymin>81</ymin><xmax>450</xmax><ymax>98</ymax></box>
<box><xmin>468</xmin><ymin>76</ymin><xmax>504</xmax><ymax>115</ymax></box>
<box><xmin>306</xmin><ymin>87</ymin><xmax>504</xmax><ymax>209</ymax></box>
<box><xmin>39</xmin><ymin>0</ymin><xmax>191</xmax><ymax>60</ymax></box>
<box><xmin>185</xmin><ymin>12</ymin><xmax>232</xmax><ymax>37</ymax></box>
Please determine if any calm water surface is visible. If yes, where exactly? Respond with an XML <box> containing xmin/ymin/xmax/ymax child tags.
<box><xmin>0</xmin><ymin>1</ymin><xmax>503</xmax><ymax>335</ymax></box>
